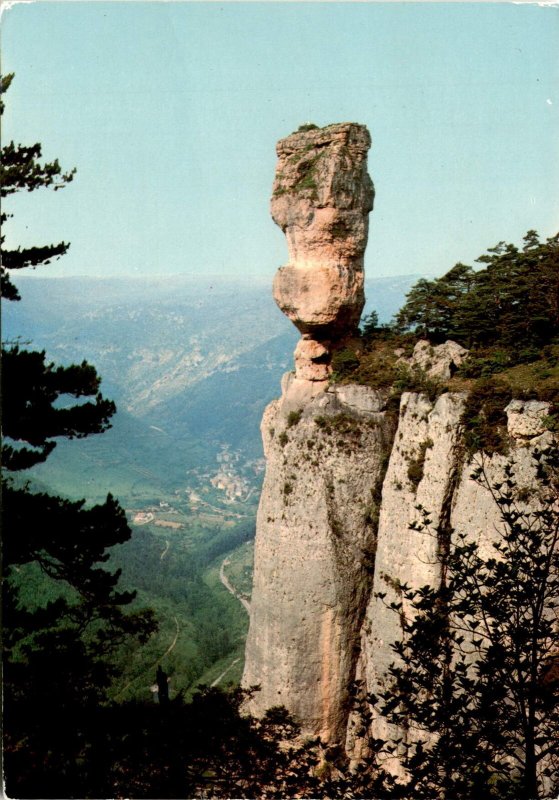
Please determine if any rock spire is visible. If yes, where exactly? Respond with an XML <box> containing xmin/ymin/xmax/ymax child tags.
<box><xmin>271</xmin><ymin>123</ymin><xmax>374</xmax><ymax>387</ymax></box>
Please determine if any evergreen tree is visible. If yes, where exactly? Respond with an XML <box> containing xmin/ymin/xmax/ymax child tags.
<box><xmin>0</xmin><ymin>73</ymin><xmax>76</xmax><ymax>300</ymax></box>
<box><xmin>361</xmin><ymin>309</ymin><xmax>380</xmax><ymax>340</ymax></box>
<box><xmin>1</xmin><ymin>74</ymin><xmax>155</xmax><ymax>795</ymax></box>
<box><xmin>394</xmin><ymin>277</ymin><xmax>444</xmax><ymax>339</ymax></box>
<box><xmin>395</xmin><ymin>233</ymin><xmax>559</xmax><ymax>358</ymax></box>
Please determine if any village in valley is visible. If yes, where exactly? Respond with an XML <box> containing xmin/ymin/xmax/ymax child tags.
<box><xmin>129</xmin><ymin>444</ymin><xmax>264</xmax><ymax>531</ymax></box>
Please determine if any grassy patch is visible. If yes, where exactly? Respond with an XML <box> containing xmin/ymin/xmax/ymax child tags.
<box><xmin>457</xmin><ymin>350</ymin><xmax>559</xmax><ymax>456</ymax></box>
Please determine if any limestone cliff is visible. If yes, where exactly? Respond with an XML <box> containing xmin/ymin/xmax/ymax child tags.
<box><xmin>351</xmin><ymin>392</ymin><xmax>552</xmax><ymax>766</ymax></box>
<box><xmin>243</xmin><ymin>377</ymin><xmax>552</xmax><ymax>753</ymax></box>
<box><xmin>243</xmin><ymin>379</ymin><xmax>396</xmax><ymax>744</ymax></box>
<box><xmin>242</xmin><ymin>123</ymin><xmax>554</xmax><ymax>765</ymax></box>
<box><xmin>271</xmin><ymin>123</ymin><xmax>374</xmax><ymax>385</ymax></box>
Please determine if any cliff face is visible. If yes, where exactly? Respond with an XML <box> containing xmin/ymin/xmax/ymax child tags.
<box><xmin>352</xmin><ymin>392</ymin><xmax>552</xmax><ymax>764</ymax></box>
<box><xmin>243</xmin><ymin>380</ymin><xmax>552</xmax><ymax>753</ymax></box>
<box><xmin>355</xmin><ymin>390</ymin><xmax>467</xmax><ymax>760</ymax></box>
<box><xmin>243</xmin><ymin>378</ymin><xmax>396</xmax><ymax>744</ymax></box>
<box><xmin>242</xmin><ymin>123</ymin><xmax>553</xmax><ymax>760</ymax></box>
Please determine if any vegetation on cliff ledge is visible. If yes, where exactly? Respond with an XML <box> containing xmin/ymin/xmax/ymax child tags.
<box><xmin>333</xmin><ymin>230</ymin><xmax>559</xmax><ymax>443</ymax></box>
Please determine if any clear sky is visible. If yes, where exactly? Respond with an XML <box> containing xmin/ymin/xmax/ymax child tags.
<box><xmin>2</xmin><ymin>2</ymin><xmax>558</xmax><ymax>282</ymax></box>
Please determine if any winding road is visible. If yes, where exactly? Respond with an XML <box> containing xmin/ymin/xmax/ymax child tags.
<box><xmin>162</xmin><ymin>615</ymin><xmax>181</xmax><ymax>659</ymax></box>
<box><xmin>115</xmin><ymin>615</ymin><xmax>180</xmax><ymax>698</ymax></box>
<box><xmin>210</xmin><ymin>657</ymin><xmax>241</xmax><ymax>688</ymax></box>
<box><xmin>219</xmin><ymin>558</ymin><xmax>251</xmax><ymax>614</ymax></box>
<box><xmin>117</xmin><ymin>554</ymin><xmax>249</xmax><ymax>699</ymax></box>
<box><xmin>210</xmin><ymin>558</ymin><xmax>251</xmax><ymax>689</ymax></box>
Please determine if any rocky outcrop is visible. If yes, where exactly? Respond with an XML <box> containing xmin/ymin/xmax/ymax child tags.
<box><xmin>242</xmin><ymin>123</ymin><xmax>555</xmax><ymax>775</ymax></box>
<box><xmin>244</xmin><ymin>376</ymin><xmax>553</xmax><ymax>756</ymax></box>
<box><xmin>505</xmin><ymin>398</ymin><xmax>551</xmax><ymax>440</ymax></box>
<box><xmin>397</xmin><ymin>339</ymin><xmax>469</xmax><ymax>380</ymax></box>
<box><xmin>347</xmin><ymin>391</ymin><xmax>553</xmax><ymax>769</ymax></box>
<box><xmin>271</xmin><ymin>123</ymin><xmax>374</xmax><ymax>386</ymax></box>
<box><xmin>352</xmin><ymin>391</ymin><xmax>466</xmax><ymax>765</ymax></box>
<box><xmin>242</xmin><ymin>378</ymin><xmax>397</xmax><ymax>745</ymax></box>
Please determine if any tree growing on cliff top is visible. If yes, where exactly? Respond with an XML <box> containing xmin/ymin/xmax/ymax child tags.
<box><xmin>395</xmin><ymin>232</ymin><xmax>559</xmax><ymax>357</ymax></box>
<box><xmin>358</xmin><ymin>446</ymin><xmax>559</xmax><ymax>800</ymax></box>
<box><xmin>1</xmin><ymin>74</ymin><xmax>155</xmax><ymax>796</ymax></box>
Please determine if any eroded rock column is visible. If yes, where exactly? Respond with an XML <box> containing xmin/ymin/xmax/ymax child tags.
<box><xmin>242</xmin><ymin>123</ymin><xmax>379</xmax><ymax>746</ymax></box>
<box><xmin>271</xmin><ymin>123</ymin><xmax>374</xmax><ymax>393</ymax></box>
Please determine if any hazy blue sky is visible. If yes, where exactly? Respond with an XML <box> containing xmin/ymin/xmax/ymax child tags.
<box><xmin>2</xmin><ymin>2</ymin><xmax>558</xmax><ymax>283</ymax></box>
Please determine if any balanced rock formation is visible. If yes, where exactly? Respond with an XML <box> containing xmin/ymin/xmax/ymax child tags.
<box><xmin>242</xmin><ymin>125</ymin><xmax>556</xmax><ymax>788</ymax></box>
<box><xmin>271</xmin><ymin>123</ymin><xmax>374</xmax><ymax>387</ymax></box>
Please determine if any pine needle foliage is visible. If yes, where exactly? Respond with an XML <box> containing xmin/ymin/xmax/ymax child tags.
<box><xmin>1</xmin><ymin>75</ymin><xmax>156</xmax><ymax>794</ymax></box>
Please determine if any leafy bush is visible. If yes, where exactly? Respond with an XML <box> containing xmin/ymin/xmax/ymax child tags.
<box><xmin>286</xmin><ymin>410</ymin><xmax>302</xmax><ymax>428</ymax></box>
<box><xmin>460</xmin><ymin>378</ymin><xmax>513</xmax><ymax>456</ymax></box>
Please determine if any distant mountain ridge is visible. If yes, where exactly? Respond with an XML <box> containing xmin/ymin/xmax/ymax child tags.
<box><xmin>3</xmin><ymin>273</ymin><xmax>421</xmax><ymax>502</ymax></box>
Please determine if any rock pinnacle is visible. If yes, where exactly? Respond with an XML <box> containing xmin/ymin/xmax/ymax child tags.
<box><xmin>271</xmin><ymin>122</ymin><xmax>374</xmax><ymax>384</ymax></box>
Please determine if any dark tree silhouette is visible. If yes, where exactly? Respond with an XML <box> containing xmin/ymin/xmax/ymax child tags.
<box><xmin>156</xmin><ymin>665</ymin><xmax>170</xmax><ymax>706</ymax></box>
<box><xmin>1</xmin><ymin>74</ymin><xmax>155</xmax><ymax>797</ymax></box>
<box><xmin>0</xmin><ymin>73</ymin><xmax>76</xmax><ymax>300</ymax></box>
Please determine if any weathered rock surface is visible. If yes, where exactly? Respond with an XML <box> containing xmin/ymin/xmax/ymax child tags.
<box><xmin>242</xmin><ymin>378</ymin><xmax>396</xmax><ymax>744</ymax></box>
<box><xmin>505</xmin><ymin>399</ymin><xmax>550</xmax><ymax>440</ymax></box>
<box><xmin>244</xmin><ymin>378</ymin><xmax>554</xmax><ymax>762</ymax></box>
<box><xmin>352</xmin><ymin>391</ymin><xmax>466</xmax><ymax>766</ymax></box>
<box><xmin>271</xmin><ymin>123</ymin><xmax>374</xmax><ymax>384</ymax></box>
<box><xmin>351</xmin><ymin>393</ymin><xmax>554</xmax><ymax>768</ymax></box>
<box><xmin>397</xmin><ymin>339</ymin><xmax>469</xmax><ymax>380</ymax></box>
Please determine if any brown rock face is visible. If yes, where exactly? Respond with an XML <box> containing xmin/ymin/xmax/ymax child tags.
<box><xmin>271</xmin><ymin>123</ymin><xmax>374</xmax><ymax>382</ymax></box>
